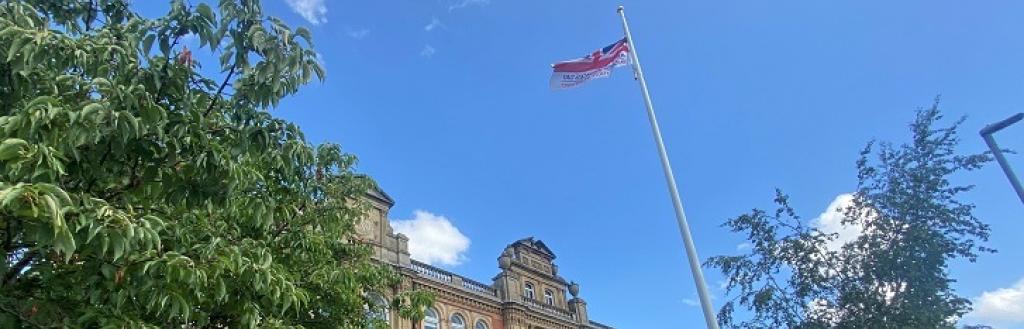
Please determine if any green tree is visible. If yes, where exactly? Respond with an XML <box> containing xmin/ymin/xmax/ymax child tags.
<box><xmin>706</xmin><ymin>103</ymin><xmax>993</xmax><ymax>329</ymax></box>
<box><xmin>0</xmin><ymin>0</ymin><xmax>429</xmax><ymax>327</ymax></box>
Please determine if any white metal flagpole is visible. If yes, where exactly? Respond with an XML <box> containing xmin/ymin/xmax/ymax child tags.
<box><xmin>616</xmin><ymin>6</ymin><xmax>721</xmax><ymax>329</ymax></box>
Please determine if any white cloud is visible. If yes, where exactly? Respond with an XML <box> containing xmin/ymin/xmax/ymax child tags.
<box><xmin>391</xmin><ymin>210</ymin><xmax>470</xmax><ymax>266</ymax></box>
<box><xmin>345</xmin><ymin>27</ymin><xmax>370</xmax><ymax>39</ymax></box>
<box><xmin>424</xmin><ymin>17</ymin><xmax>445</xmax><ymax>32</ymax></box>
<box><xmin>420</xmin><ymin>44</ymin><xmax>436</xmax><ymax>58</ymax></box>
<box><xmin>285</xmin><ymin>0</ymin><xmax>327</xmax><ymax>25</ymax></box>
<box><xmin>736</xmin><ymin>242</ymin><xmax>752</xmax><ymax>251</ymax></box>
<box><xmin>964</xmin><ymin>277</ymin><xmax>1024</xmax><ymax>328</ymax></box>
<box><xmin>812</xmin><ymin>193</ymin><xmax>862</xmax><ymax>251</ymax></box>
<box><xmin>682</xmin><ymin>298</ymin><xmax>699</xmax><ymax>307</ymax></box>
<box><xmin>805</xmin><ymin>298</ymin><xmax>842</xmax><ymax>325</ymax></box>
<box><xmin>449</xmin><ymin>0</ymin><xmax>490</xmax><ymax>11</ymax></box>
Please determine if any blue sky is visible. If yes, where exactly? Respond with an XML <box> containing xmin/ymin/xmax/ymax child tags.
<box><xmin>143</xmin><ymin>1</ymin><xmax>1024</xmax><ymax>327</ymax></box>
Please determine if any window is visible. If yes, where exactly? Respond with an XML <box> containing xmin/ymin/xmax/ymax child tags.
<box><xmin>424</xmin><ymin>308</ymin><xmax>439</xmax><ymax>329</ymax></box>
<box><xmin>365</xmin><ymin>293</ymin><xmax>390</xmax><ymax>323</ymax></box>
<box><xmin>450</xmin><ymin>313</ymin><xmax>466</xmax><ymax>329</ymax></box>
<box><xmin>524</xmin><ymin>283</ymin><xmax>535</xmax><ymax>299</ymax></box>
<box><xmin>475</xmin><ymin>320</ymin><xmax>489</xmax><ymax>329</ymax></box>
<box><xmin>544</xmin><ymin>289</ymin><xmax>555</xmax><ymax>305</ymax></box>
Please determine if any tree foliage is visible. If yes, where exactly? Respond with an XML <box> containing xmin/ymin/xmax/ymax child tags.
<box><xmin>706</xmin><ymin>103</ymin><xmax>993</xmax><ymax>329</ymax></box>
<box><xmin>0</xmin><ymin>0</ymin><xmax>429</xmax><ymax>327</ymax></box>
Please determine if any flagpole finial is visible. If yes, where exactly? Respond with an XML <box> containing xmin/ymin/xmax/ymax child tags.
<box><xmin>617</xmin><ymin>5</ymin><xmax>624</xmax><ymax>12</ymax></box>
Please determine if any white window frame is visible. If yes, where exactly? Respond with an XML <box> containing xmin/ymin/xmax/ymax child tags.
<box><xmin>524</xmin><ymin>282</ymin><xmax>535</xmax><ymax>299</ymax></box>
<box><xmin>365</xmin><ymin>293</ymin><xmax>390</xmax><ymax>323</ymax></box>
<box><xmin>544</xmin><ymin>289</ymin><xmax>555</xmax><ymax>305</ymax></box>
<box><xmin>450</xmin><ymin>313</ymin><xmax>466</xmax><ymax>329</ymax></box>
<box><xmin>424</xmin><ymin>307</ymin><xmax>440</xmax><ymax>329</ymax></box>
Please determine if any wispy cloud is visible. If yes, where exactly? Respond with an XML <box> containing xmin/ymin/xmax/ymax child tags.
<box><xmin>449</xmin><ymin>0</ymin><xmax>490</xmax><ymax>11</ymax></box>
<box><xmin>420</xmin><ymin>44</ymin><xmax>437</xmax><ymax>58</ymax></box>
<box><xmin>424</xmin><ymin>17</ymin><xmax>446</xmax><ymax>32</ymax></box>
<box><xmin>345</xmin><ymin>27</ymin><xmax>371</xmax><ymax>40</ymax></box>
<box><xmin>285</xmin><ymin>0</ymin><xmax>327</xmax><ymax>25</ymax></box>
<box><xmin>682</xmin><ymin>294</ymin><xmax>716</xmax><ymax>307</ymax></box>
<box><xmin>736</xmin><ymin>242</ymin><xmax>752</xmax><ymax>251</ymax></box>
<box><xmin>964</xmin><ymin>277</ymin><xmax>1024</xmax><ymax>328</ymax></box>
<box><xmin>391</xmin><ymin>210</ymin><xmax>470</xmax><ymax>266</ymax></box>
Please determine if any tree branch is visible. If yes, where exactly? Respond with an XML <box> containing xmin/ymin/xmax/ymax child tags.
<box><xmin>205</xmin><ymin>65</ymin><xmax>237</xmax><ymax>117</ymax></box>
<box><xmin>272</xmin><ymin>202</ymin><xmax>306</xmax><ymax>240</ymax></box>
<box><xmin>83</xmin><ymin>0</ymin><xmax>96</xmax><ymax>32</ymax></box>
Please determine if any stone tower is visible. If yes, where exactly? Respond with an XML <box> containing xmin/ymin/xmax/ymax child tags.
<box><xmin>356</xmin><ymin>187</ymin><xmax>411</xmax><ymax>267</ymax></box>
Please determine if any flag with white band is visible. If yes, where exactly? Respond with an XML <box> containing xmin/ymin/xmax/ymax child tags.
<box><xmin>550</xmin><ymin>38</ymin><xmax>630</xmax><ymax>90</ymax></box>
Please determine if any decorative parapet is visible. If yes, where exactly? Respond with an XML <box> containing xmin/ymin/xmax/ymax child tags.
<box><xmin>520</xmin><ymin>296</ymin><xmax>577</xmax><ymax>322</ymax></box>
<box><xmin>410</xmin><ymin>260</ymin><xmax>498</xmax><ymax>298</ymax></box>
<box><xmin>461</xmin><ymin>277</ymin><xmax>496</xmax><ymax>295</ymax></box>
<box><xmin>589</xmin><ymin>320</ymin><xmax>615</xmax><ymax>329</ymax></box>
<box><xmin>410</xmin><ymin>260</ymin><xmax>452</xmax><ymax>284</ymax></box>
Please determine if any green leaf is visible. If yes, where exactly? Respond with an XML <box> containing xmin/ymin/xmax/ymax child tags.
<box><xmin>36</xmin><ymin>183</ymin><xmax>71</xmax><ymax>205</ymax></box>
<box><xmin>159</xmin><ymin>37</ymin><xmax>170</xmax><ymax>56</ymax></box>
<box><xmin>0</xmin><ymin>184</ymin><xmax>26</xmax><ymax>207</ymax></box>
<box><xmin>142</xmin><ymin>34</ymin><xmax>156</xmax><ymax>56</ymax></box>
<box><xmin>219</xmin><ymin>49</ymin><xmax>234</xmax><ymax>68</ymax></box>
<box><xmin>111</xmin><ymin>234</ymin><xmax>124</xmax><ymax>261</ymax></box>
<box><xmin>196</xmin><ymin>3</ymin><xmax>215</xmax><ymax>22</ymax></box>
<box><xmin>50</xmin><ymin>215</ymin><xmax>76</xmax><ymax>258</ymax></box>
<box><xmin>295</xmin><ymin>27</ymin><xmax>312</xmax><ymax>43</ymax></box>
<box><xmin>101</xmin><ymin>264</ymin><xmax>116</xmax><ymax>279</ymax></box>
<box><xmin>6</xmin><ymin>36</ymin><xmax>29</xmax><ymax>62</ymax></box>
<box><xmin>0</xmin><ymin>138</ymin><xmax>28</xmax><ymax>160</ymax></box>
<box><xmin>43</xmin><ymin>194</ymin><xmax>61</xmax><ymax>227</ymax></box>
<box><xmin>86</xmin><ymin>222</ymin><xmax>103</xmax><ymax>244</ymax></box>
<box><xmin>216</xmin><ymin>279</ymin><xmax>227</xmax><ymax>300</ymax></box>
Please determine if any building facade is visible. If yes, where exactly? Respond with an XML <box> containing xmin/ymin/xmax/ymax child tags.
<box><xmin>357</xmin><ymin>189</ymin><xmax>617</xmax><ymax>329</ymax></box>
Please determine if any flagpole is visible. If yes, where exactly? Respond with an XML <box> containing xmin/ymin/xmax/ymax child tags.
<box><xmin>617</xmin><ymin>6</ymin><xmax>720</xmax><ymax>329</ymax></box>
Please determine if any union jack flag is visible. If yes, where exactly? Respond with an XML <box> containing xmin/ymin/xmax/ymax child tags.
<box><xmin>550</xmin><ymin>38</ymin><xmax>631</xmax><ymax>90</ymax></box>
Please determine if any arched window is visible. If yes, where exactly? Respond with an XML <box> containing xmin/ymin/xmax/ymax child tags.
<box><xmin>365</xmin><ymin>293</ymin><xmax>390</xmax><ymax>323</ymax></box>
<box><xmin>544</xmin><ymin>289</ymin><xmax>555</xmax><ymax>305</ymax></box>
<box><xmin>524</xmin><ymin>283</ymin><xmax>535</xmax><ymax>299</ymax></box>
<box><xmin>423</xmin><ymin>308</ymin><xmax>440</xmax><ymax>329</ymax></box>
<box><xmin>450</xmin><ymin>313</ymin><xmax>466</xmax><ymax>329</ymax></box>
<box><xmin>475</xmin><ymin>319</ymin><xmax>490</xmax><ymax>329</ymax></box>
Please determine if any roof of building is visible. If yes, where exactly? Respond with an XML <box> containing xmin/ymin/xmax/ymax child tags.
<box><xmin>365</xmin><ymin>185</ymin><xmax>395</xmax><ymax>206</ymax></box>
<box><xmin>511</xmin><ymin>236</ymin><xmax>557</xmax><ymax>260</ymax></box>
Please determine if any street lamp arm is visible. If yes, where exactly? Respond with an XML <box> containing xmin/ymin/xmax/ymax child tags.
<box><xmin>980</xmin><ymin>113</ymin><xmax>1024</xmax><ymax>136</ymax></box>
<box><xmin>980</xmin><ymin>112</ymin><xmax>1024</xmax><ymax>206</ymax></box>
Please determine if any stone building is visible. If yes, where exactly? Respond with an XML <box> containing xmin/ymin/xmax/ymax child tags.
<box><xmin>357</xmin><ymin>189</ymin><xmax>617</xmax><ymax>329</ymax></box>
